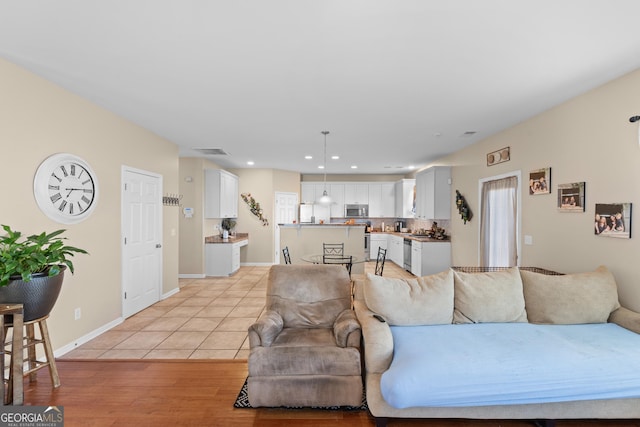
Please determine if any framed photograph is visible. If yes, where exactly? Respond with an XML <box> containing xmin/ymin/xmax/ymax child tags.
<box><xmin>595</xmin><ymin>203</ymin><xmax>632</xmax><ymax>239</ymax></box>
<box><xmin>528</xmin><ymin>167</ymin><xmax>551</xmax><ymax>195</ymax></box>
<box><xmin>487</xmin><ymin>147</ymin><xmax>510</xmax><ymax>166</ymax></box>
<box><xmin>557</xmin><ymin>182</ymin><xmax>585</xmax><ymax>212</ymax></box>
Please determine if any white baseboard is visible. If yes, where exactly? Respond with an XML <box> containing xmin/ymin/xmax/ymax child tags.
<box><xmin>162</xmin><ymin>287</ymin><xmax>180</xmax><ymax>299</ymax></box>
<box><xmin>241</xmin><ymin>262</ymin><xmax>273</xmax><ymax>267</ymax></box>
<box><xmin>179</xmin><ymin>273</ymin><xmax>205</xmax><ymax>278</ymax></box>
<box><xmin>55</xmin><ymin>317</ymin><xmax>124</xmax><ymax>358</ymax></box>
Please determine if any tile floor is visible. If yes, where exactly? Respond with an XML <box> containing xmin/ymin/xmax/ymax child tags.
<box><xmin>61</xmin><ymin>261</ymin><xmax>414</xmax><ymax>360</ymax></box>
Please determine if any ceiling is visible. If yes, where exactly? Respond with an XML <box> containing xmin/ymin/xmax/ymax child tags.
<box><xmin>3</xmin><ymin>1</ymin><xmax>640</xmax><ymax>175</ymax></box>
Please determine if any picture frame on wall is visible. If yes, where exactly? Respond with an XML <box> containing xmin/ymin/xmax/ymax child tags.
<box><xmin>486</xmin><ymin>147</ymin><xmax>510</xmax><ymax>166</ymax></box>
<box><xmin>557</xmin><ymin>182</ymin><xmax>585</xmax><ymax>212</ymax></box>
<box><xmin>529</xmin><ymin>167</ymin><xmax>551</xmax><ymax>195</ymax></box>
<box><xmin>595</xmin><ymin>203</ymin><xmax>632</xmax><ymax>239</ymax></box>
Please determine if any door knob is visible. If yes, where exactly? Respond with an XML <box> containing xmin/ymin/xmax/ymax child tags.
<box><xmin>156</xmin><ymin>244</ymin><xmax>162</xmax><ymax>248</ymax></box>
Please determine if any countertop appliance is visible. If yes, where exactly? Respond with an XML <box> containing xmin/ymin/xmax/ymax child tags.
<box><xmin>403</xmin><ymin>238</ymin><xmax>412</xmax><ymax>271</ymax></box>
<box><xmin>345</xmin><ymin>204</ymin><xmax>368</xmax><ymax>218</ymax></box>
<box><xmin>395</xmin><ymin>220</ymin><xmax>406</xmax><ymax>232</ymax></box>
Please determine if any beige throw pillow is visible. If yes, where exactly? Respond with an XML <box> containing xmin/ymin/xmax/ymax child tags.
<box><xmin>521</xmin><ymin>265</ymin><xmax>621</xmax><ymax>324</ymax></box>
<box><xmin>453</xmin><ymin>267</ymin><xmax>528</xmax><ymax>323</ymax></box>
<box><xmin>363</xmin><ymin>270</ymin><xmax>454</xmax><ymax>326</ymax></box>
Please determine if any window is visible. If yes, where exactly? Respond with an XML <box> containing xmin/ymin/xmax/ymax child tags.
<box><xmin>479</xmin><ymin>175</ymin><xmax>519</xmax><ymax>267</ymax></box>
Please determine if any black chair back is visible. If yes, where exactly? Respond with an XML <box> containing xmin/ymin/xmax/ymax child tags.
<box><xmin>282</xmin><ymin>246</ymin><xmax>292</xmax><ymax>264</ymax></box>
<box><xmin>323</xmin><ymin>243</ymin><xmax>344</xmax><ymax>255</ymax></box>
<box><xmin>374</xmin><ymin>247</ymin><xmax>387</xmax><ymax>276</ymax></box>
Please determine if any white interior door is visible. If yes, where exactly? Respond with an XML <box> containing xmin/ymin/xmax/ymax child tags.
<box><xmin>122</xmin><ymin>167</ymin><xmax>162</xmax><ymax>318</ymax></box>
<box><xmin>274</xmin><ymin>192</ymin><xmax>298</xmax><ymax>263</ymax></box>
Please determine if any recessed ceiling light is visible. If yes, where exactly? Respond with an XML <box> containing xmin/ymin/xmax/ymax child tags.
<box><xmin>305</xmin><ymin>155</ymin><xmax>313</xmax><ymax>159</ymax></box>
<box><xmin>408</xmin><ymin>165</ymin><xmax>415</xmax><ymax>170</ymax></box>
<box><xmin>331</xmin><ymin>155</ymin><xmax>340</xmax><ymax>160</ymax></box>
<box><xmin>351</xmin><ymin>165</ymin><xmax>358</xmax><ymax>169</ymax></box>
<box><xmin>318</xmin><ymin>165</ymin><xmax>324</xmax><ymax>169</ymax></box>
<box><xmin>247</xmin><ymin>161</ymin><xmax>255</xmax><ymax>166</ymax></box>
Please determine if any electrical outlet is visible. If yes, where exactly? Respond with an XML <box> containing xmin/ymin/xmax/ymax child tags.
<box><xmin>74</xmin><ymin>308</ymin><xmax>81</xmax><ymax>320</ymax></box>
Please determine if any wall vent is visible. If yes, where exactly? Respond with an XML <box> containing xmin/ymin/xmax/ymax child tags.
<box><xmin>194</xmin><ymin>148</ymin><xmax>229</xmax><ymax>155</ymax></box>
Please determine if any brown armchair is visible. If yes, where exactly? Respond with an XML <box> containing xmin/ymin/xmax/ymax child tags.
<box><xmin>247</xmin><ymin>264</ymin><xmax>362</xmax><ymax>407</ymax></box>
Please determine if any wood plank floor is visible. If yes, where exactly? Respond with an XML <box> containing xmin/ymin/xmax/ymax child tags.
<box><xmin>19</xmin><ymin>360</ymin><xmax>640</xmax><ymax>427</ymax></box>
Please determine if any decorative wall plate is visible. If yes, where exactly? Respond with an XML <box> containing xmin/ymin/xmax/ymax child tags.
<box><xmin>486</xmin><ymin>147</ymin><xmax>510</xmax><ymax>166</ymax></box>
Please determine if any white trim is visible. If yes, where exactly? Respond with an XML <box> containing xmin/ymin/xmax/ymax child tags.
<box><xmin>162</xmin><ymin>287</ymin><xmax>180</xmax><ymax>299</ymax></box>
<box><xmin>241</xmin><ymin>262</ymin><xmax>274</xmax><ymax>267</ymax></box>
<box><xmin>178</xmin><ymin>273</ymin><xmax>206</xmax><ymax>279</ymax></box>
<box><xmin>54</xmin><ymin>317</ymin><xmax>124</xmax><ymax>358</ymax></box>
<box><xmin>478</xmin><ymin>170</ymin><xmax>522</xmax><ymax>266</ymax></box>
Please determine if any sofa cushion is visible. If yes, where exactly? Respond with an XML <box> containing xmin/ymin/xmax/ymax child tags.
<box><xmin>521</xmin><ymin>265</ymin><xmax>621</xmax><ymax>324</ymax></box>
<box><xmin>453</xmin><ymin>267</ymin><xmax>528</xmax><ymax>323</ymax></box>
<box><xmin>363</xmin><ymin>270</ymin><xmax>454</xmax><ymax>326</ymax></box>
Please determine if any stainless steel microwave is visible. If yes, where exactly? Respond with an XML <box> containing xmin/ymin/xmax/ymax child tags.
<box><xmin>344</xmin><ymin>204</ymin><xmax>368</xmax><ymax>218</ymax></box>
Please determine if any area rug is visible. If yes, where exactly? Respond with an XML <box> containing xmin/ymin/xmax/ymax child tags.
<box><xmin>234</xmin><ymin>378</ymin><xmax>368</xmax><ymax>410</ymax></box>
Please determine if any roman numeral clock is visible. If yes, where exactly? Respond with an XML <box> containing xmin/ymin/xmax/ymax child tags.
<box><xmin>34</xmin><ymin>153</ymin><xmax>99</xmax><ymax>224</ymax></box>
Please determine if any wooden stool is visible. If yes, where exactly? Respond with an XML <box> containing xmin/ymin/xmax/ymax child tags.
<box><xmin>4</xmin><ymin>314</ymin><xmax>60</xmax><ymax>391</ymax></box>
<box><xmin>0</xmin><ymin>304</ymin><xmax>24</xmax><ymax>405</ymax></box>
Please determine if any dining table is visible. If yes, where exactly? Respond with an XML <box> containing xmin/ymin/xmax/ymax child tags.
<box><xmin>300</xmin><ymin>254</ymin><xmax>364</xmax><ymax>264</ymax></box>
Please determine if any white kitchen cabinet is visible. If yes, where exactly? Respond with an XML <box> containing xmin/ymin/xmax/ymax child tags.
<box><xmin>205</xmin><ymin>239</ymin><xmax>248</xmax><ymax>276</ymax></box>
<box><xmin>395</xmin><ymin>179</ymin><xmax>416</xmax><ymax>218</ymax></box>
<box><xmin>388</xmin><ymin>235</ymin><xmax>404</xmax><ymax>267</ymax></box>
<box><xmin>301</xmin><ymin>183</ymin><xmax>315</xmax><ymax>204</ymax></box>
<box><xmin>344</xmin><ymin>184</ymin><xmax>369</xmax><ymax>204</ymax></box>
<box><xmin>417</xmin><ymin>241</ymin><xmax>451</xmax><ymax>276</ymax></box>
<box><xmin>370</xmin><ymin>233</ymin><xmax>388</xmax><ymax>260</ymax></box>
<box><xmin>205</xmin><ymin>169</ymin><xmax>239</xmax><ymax>218</ymax></box>
<box><xmin>369</xmin><ymin>183</ymin><xmax>396</xmax><ymax>218</ymax></box>
<box><xmin>411</xmin><ymin>240</ymin><xmax>422</xmax><ymax>276</ymax></box>
<box><xmin>415</xmin><ymin>166</ymin><xmax>451</xmax><ymax>220</ymax></box>
<box><xmin>329</xmin><ymin>184</ymin><xmax>345</xmax><ymax>217</ymax></box>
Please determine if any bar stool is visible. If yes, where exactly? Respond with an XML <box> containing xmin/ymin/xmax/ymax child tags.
<box><xmin>0</xmin><ymin>304</ymin><xmax>24</xmax><ymax>405</ymax></box>
<box><xmin>4</xmin><ymin>314</ymin><xmax>60</xmax><ymax>391</ymax></box>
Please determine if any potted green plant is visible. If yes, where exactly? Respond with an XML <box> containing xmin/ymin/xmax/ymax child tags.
<box><xmin>0</xmin><ymin>224</ymin><xmax>88</xmax><ymax>321</ymax></box>
<box><xmin>221</xmin><ymin>218</ymin><xmax>236</xmax><ymax>239</ymax></box>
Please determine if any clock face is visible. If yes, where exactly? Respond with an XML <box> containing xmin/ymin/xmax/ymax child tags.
<box><xmin>34</xmin><ymin>153</ymin><xmax>99</xmax><ymax>224</ymax></box>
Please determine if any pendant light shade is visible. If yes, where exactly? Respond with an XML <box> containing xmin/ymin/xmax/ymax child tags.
<box><xmin>319</xmin><ymin>131</ymin><xmax>332</xmax><ymax>205</ymax></box>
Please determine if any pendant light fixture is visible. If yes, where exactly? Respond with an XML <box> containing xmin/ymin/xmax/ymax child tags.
<box><xmin>318</xmin><ymin>131</ymin><xmax>332</xmax><ymax>205</ymax></box>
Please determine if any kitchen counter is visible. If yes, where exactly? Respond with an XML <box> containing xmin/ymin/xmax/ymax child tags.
<box><xmin>278</xmin><ymin>223</ymin><xmax>366</xmax><ymax>227</ymax></box>
<box><xmin>370</xmin><ymin>230</ymin><xmax>450</xmax><ymax>243</ymax></box>
<box><xmin>205</xmin><ymin>233</ymin><xmax>249</xmax><ymax>244</ymax></box>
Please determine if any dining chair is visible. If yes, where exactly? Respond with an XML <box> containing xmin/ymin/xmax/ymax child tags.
<box><xmin>323</xmin><ymin>254</ymin><xmax>353</xmax><ymax>278</ymax></box>
<box><xmin>282</xmin><ymin>246</ymin><xmax>292</xmax><ymax>264</ymax></box>
<box><xmin>323</xmin><ymin>243</ymin><xmax>344</xmax><ymax>256</ymax></box>
<box><xmin>374</xmin><ymin>247</ymin><xmax>387</xmax><ymax>276</ymax></box>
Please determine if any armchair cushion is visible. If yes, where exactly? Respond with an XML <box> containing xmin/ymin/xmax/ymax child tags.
<box><xmin>248</xmin><ymin>310</ymin><xmax>283</xmax><ymax>347</ymax></box>
<box><xmin>333</xmin><ymin>309</ymin><xmax>361</xmax><ymax>348</ymax></box>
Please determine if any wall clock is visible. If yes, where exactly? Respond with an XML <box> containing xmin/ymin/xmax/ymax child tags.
<box><xmin>33</xmin><ymin>153</ymin><xmax>99</xmax><ymax>224</ymax></box>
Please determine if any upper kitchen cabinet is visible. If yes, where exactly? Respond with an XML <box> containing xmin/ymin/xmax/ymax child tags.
<box><xmin>329</xmin><ymin>184</ymin><xmax>345</xmax><ymax>217</ymax></box>
<box><xmin>395</xmin><ymin>179</ymin><xmax>416</xmax><ymax>218</ymax></box>
<box><xmin>369</xmin><ymin>183</ymin><xmax>396</xmax><ymax>217</ymax></box>
<box><xmin>415</xmin><ymin>166</ymin><xmax>451</xmax><ymax>220</ymax></box>
<box><xmin>344</xmin><ymin>184</ymin><xmax>369</xmax><ymax>205</ymax></box>
<box><xmin>205</xmin><ymin>169</ymin><xmax>239</xmax><ymax>218</ymax></box>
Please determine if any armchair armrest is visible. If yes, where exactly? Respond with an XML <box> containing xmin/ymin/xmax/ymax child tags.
<box><xmin>333</xmin><ymin>309</ymin><xmax>361</xmax><ymax>348</ymax></box>
<box><xmin>609</xmin><ymin>306</ymin><xmax>640</xmax><ymax>334</ymax></box>
<box><xmin>353</xmin><ymin>300</ymin><xmax>394</xmax><ymax>374</ymax></box>
<box><xmin>248</xmin><ymin>310</ymin><xmax>283</xmax><ymax>348</ymax></box>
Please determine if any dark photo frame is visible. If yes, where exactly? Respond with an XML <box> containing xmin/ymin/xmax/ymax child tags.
<box><xmin>595</xmin><ymin>203</ymin><xmax>632</xmax><ymax>239</ymax></box>
<box><xmin>529</xmin><ymin>167</ymin><xmax>551</xmax><ymax>195</ymax></box>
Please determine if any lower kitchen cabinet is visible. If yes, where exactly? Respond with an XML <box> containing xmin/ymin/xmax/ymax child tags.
<box><xmin>388</xmin><ymin>235</ymin><xmax>404</xmax><ymax>266</ymax></box>
<box><xmin>412</xmin><ymin>241</ymin><xmax>451</xmax><ymax>276</ymax></box>
<box><xmin>370</xmin><ymin>233</ymin><xmax>388</xmax><ymax>260</ymax></box>
<box><xmin>205</xmin><ymin>239</ymin><xmax>248</xmax><ymax>276</ymax></box>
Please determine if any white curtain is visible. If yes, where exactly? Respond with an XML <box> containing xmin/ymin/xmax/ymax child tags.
<box><xmin>480</xmin><ymin>176</ymin><xmax>518</xmax><ymax>267</ymax></box>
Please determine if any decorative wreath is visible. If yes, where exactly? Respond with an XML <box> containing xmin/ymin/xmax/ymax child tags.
<box><xmin>241</xmin><ymin>193</ymin><xmax>269</xmax><ymax>226</ymax></box>
<box><xmin>455</xmin><ymin>190</ymin><xmax>472</xmax><ymax>224</ymax></box>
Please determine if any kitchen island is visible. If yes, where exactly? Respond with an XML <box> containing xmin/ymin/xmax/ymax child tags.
<box><xmin>279</xmin><ymin>224</ymin><xmax>366</xmax><ymax>275</ymax></box>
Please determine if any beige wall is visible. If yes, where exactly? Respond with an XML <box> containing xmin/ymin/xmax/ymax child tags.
<box><xmin>440</xmin><ymin>68</ymin><xmax>640</xmax><ymax>311</ymax></box>
<box><xmin>0</xmin><ymin>58</ymin><xmax>180</xmax><ymax>351</ymax></box>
